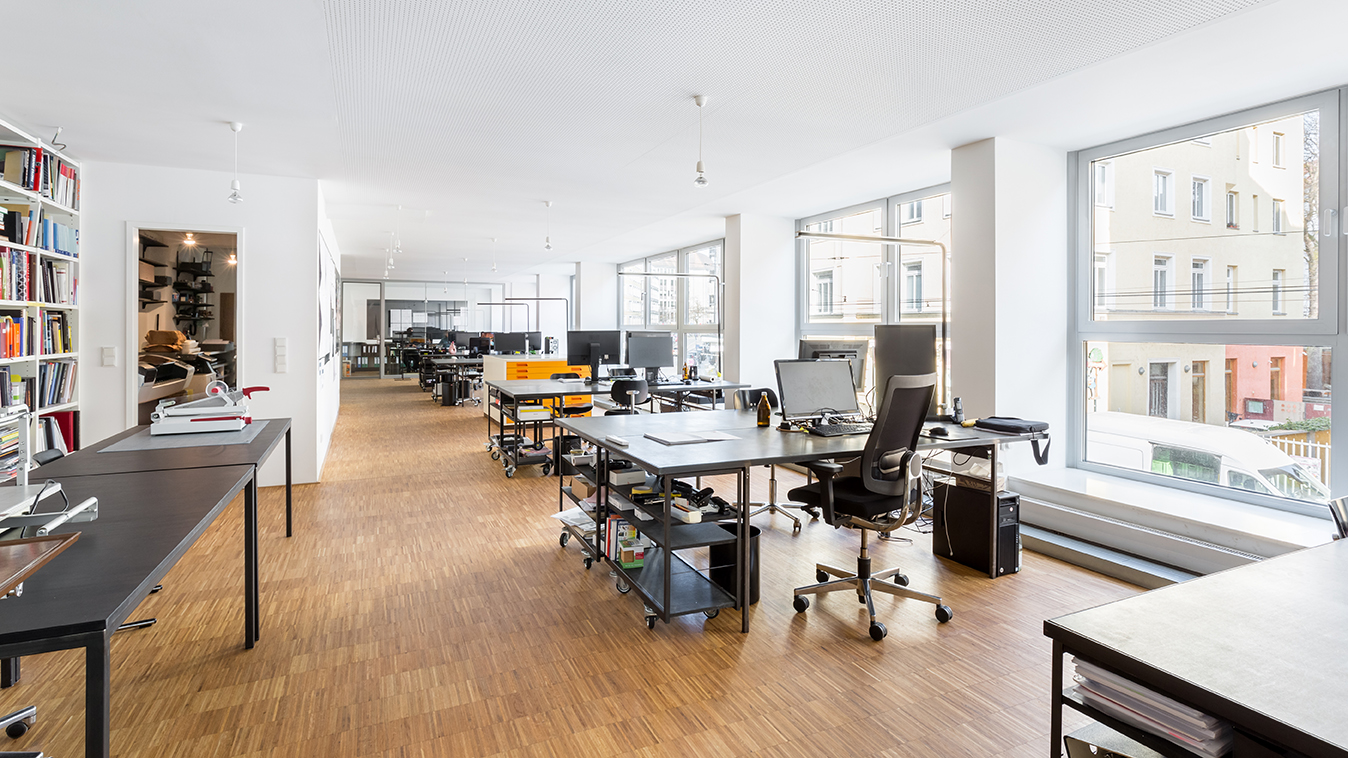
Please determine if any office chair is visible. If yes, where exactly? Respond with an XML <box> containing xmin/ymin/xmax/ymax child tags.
<box><xmin>734</xmin><ymin>389</ymin><xmax>802</xmax><ymax>534</ymax></box>
<box><xmin>606</xmin><ymin>379</ymin><xmax>649</xmax><ymax>416</ymax></box>
<box><xmin>789</xmin><ymin>373</ymin><xmax>953</xmax><ymax>640</ymax></box>
<box><xmin>549</xmin><ymin>373</ymin><xmax>593</xmax><ymax>417</ymax></box>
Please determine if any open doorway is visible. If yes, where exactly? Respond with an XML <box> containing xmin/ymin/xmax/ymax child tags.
<box><xmin>134</xmin><ymin>228</ymin><xmax>239</xmax><ymax>423</ymax></box>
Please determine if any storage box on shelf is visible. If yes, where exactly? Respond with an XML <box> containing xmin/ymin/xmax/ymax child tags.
<box><xmin>0</xmin><ymin>114</ymin><xmax>80</xmax><ymax>457</ymax></box>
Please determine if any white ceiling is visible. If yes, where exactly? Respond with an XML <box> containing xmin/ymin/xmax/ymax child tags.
<box><xmin>9</xmin><ymin>0</ymin><xmax>1347</xmax><ymax>282</ymax></box>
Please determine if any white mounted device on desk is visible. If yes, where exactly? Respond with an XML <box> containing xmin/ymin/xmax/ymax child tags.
<box><xmin>150</xmin><ymin>381</ymin><xmax>270</xmax><ymax>436</ymax></box>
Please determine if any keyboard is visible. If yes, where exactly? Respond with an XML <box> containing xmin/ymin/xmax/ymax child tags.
<box><xmin>808</xmin><ymin>422</ymin><xmax>873</xmax><ymax>437</ymax></box>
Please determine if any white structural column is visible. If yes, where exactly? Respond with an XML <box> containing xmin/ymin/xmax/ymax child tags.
<box><xmin>950</xmin><ymin>137</ymin><xmax>1068</xmax><ymax>473</ymax></box>
<box><xmin>724</xmin><ymin>213</ymin><xmax>796</xmax><ymax>393</ymax></box>
<box><xmin>574</xmin><ymin>261</ymin><xmax>618</xmax><ymax>330</ymax></box>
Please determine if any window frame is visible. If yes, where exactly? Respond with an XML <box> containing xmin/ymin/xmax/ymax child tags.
<box><xmin>1191</xmin><ymin>257</ymin><xmax>1209</xmax><ymax>311</ymax></box>
<box><xmin>617</xmin><ymin>239</ymin><xmax>724</xmax><ymax>370</ymax></box>
<box><xmin>1153</xmin><ymin>169</ymin><xmax>1175</xmax><ymax>217</ymax></box>
<box><xmin>1191</xmin><ymin>175</ymin><xmax>1211</xmax><ymax>222</ymax></box>
<box><xmin>1068</xmin><ymin>87</ymin><xmax>1341</xmax><ymax>517</ymax></box>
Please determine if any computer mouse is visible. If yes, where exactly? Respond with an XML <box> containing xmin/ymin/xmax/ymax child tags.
<box><xmin>927</xmin><ymin>426</ymin><xmax>949</xmax><ymax>437</ymax></box>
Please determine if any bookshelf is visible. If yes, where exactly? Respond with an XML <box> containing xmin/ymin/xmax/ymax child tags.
<box><xmin>0</xmin><ymin>114</ymin><xmax>80</xmax><ymax>473</ymax></box>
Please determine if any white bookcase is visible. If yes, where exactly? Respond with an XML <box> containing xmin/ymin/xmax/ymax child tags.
<box><xmin>0</xmin><ymin>115</ymin><xmax>80</xmax><ymax>479</ymax></box>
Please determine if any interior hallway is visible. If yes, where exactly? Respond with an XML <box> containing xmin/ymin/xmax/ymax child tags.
<box><xmin>0</xmin><ymin>379</ymin><xmax>1138</xmax><ymax>756</ymax></box>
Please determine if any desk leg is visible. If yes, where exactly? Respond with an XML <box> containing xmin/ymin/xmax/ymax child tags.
<box><xmin>285</xmin><ymin>427</ymin><xmax>293</xmax><ymax>538</ymax></box>
<box><xmin>740</xmin><ymin>467</ymin><xmax>750</xmax><ymax>634</ymax></box>
<box><xmin>86</xmin><ymin>632</ymin><xmax>110</xmax><ymax>758</ymax></box>
<box><xmin>988</xmin><ymin>443</ymin><xmax>999</xmax><ymax>579</ymax></box>
<box><xmin>1049</xmin><ymin>639</ymin><xmax>1063</xmax><ymax>757</ymax></box>
<box><xmin>244</xmin><ymin>471</ymin><xmax>258</xmax><ymax>648</ymax></box>
<box><xmin>0</xmin><ymin>656</ymin><xmax>17</xmax><ymax>688</ymax></box>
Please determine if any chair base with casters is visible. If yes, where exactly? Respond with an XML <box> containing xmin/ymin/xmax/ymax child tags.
<box><xmin>791</xmin><ymin>528</ymin><xmax>952</xmax><ymax>640</ymax></box>
<box><xmin>733</xmin><ymin>388</ymin><xmax>809</xmax><ymax>533</ymax></box>
<box><xmin>788</xmin><ymin>373</ymin><xmax>953</xmax><ymax>640</ymax></box>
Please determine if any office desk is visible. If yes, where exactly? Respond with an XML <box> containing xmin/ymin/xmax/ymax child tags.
<box><xmin>647</xmin><ymin>379</ymin><xmax>747</xmax><ymax>411</ymax></box>
<box><xmin>485</xmin><ymin>379</ymin><xmax>606</xmax><ymax>477</ymax></box>
<box><xmin>1045</xmin><ymin>539</ymin><xmax>1348</xmax><ymax>758</ymax></box>
<box><xmin>556</xmin><ymin>411</ymin><xmax>1047</xmax><ymax>630</ymax></box>
<box><xmin>0</xmin><ymin>465</ymin><xmax>258</xmax><ymax>758</ymax></box>
<box><xmin>428</xmin><ymin>357</ymin><xmax>483</xmax><ymax>406</ymax></box>
<box><xmin>35</xmin><ymin>418</ymin><xmax>294</xmax><ymax>537</ymax></box>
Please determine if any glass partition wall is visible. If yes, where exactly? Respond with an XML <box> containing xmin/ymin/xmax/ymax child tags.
<box><xmin>339</xmin><ymin>279</ymin><xmax>504</xmax><ymax>378</ymax></box>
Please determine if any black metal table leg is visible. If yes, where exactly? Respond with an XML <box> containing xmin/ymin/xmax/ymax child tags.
<box><xmin>1050</xmin><ymin>639</ymin><xmax>1063</xmax><ymax>756</ymax></box>
<box><xmin>87</xmin><ymin>632</ymin><xmax>110</xmax><ymax>758</ymax></box>
<box><xmin>0</xmin><ymin>656</ymin><xmax>18</xmax><ymax>688</ymax></box>
<box><xmin>244</xmin><ymin>471</ymin><xmax>257</xmax><ymax>648</ymax></box>
<box><xmin>741</xmin><ymin>467</ymin><xmax>750</xmax><ymax>633</ymax></box>
<box><xmin>285</xmin><ymin>427</ymin><xmax>293</xmax><ymax>537</ymax></box>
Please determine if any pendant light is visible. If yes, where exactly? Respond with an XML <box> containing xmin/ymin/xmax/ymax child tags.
<box><xmin>227</xmin><ymin>122</ymin><xmax>243</xmax><ymax>204</ymax></box>
<box><xmin>491</xmin><ymin>238</ymin><xmax>498</xmax><ymax>272</ymax></box>
<box><xmin>544</xmin><ymin>201</ymin><xmax>553</xmax><ymax>250</ymax></box>
<box><xmin>693</xmin><ymin>95</ymin><xmax>708</xmax><ymax>188</ymax></box>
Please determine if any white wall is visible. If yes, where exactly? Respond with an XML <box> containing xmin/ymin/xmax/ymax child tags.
<box><xmin>950</xmin><ymin>138</ymin><xmax>1068</xmax><ymax>474</ymax></box>
<box><xmin>537</xmin><ymin>273</ymin><xmax>572</xmax><ymax>355</ymax></box>
<box><xmin>724</xmin><ymin>214</ymin><xmax>796</xmax><ymax>392</ymax></box>
<box><xmin>81</xmin><ymin>161</ymin><xmax>332</xmax><ymax>485</ymax></box>
<box><xmin>574</xmin><ymin>261</ymin><xmax>618</xmax><ymax>330</ymax></box>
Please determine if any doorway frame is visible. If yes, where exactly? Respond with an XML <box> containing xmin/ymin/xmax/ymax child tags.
<box><xmin>124</xmin><ymin>222</ymin><xmax>245</xmax><ymax>428</ymax></box>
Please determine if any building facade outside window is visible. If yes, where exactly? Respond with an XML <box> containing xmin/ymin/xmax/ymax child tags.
<box><xmin>618</xmin><ymin>240</ymin><xmax>724</xmax><ymax>375</ymax></box>
<box><xmin>903</xmin><ymin>262</ymin><xmax>923</xmax><ymax>312</ymax></box>
<box><xmin>1074</xmin><ymin>88</ymin><xmax>1337</xmax><ymax>515</ymax></box>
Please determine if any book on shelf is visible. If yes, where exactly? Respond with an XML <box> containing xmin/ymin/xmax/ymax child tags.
<box><xmin>39</xmin><ymin>259</ymin><xmax>74</xmax><ymax>305</ymax></box>
<box><xmin>38</xmin><ymin>360</ymin><xmax>75</xmax><ymax>408</ymax></box>
<box><xmin>1</xmin><ymin>146</ymin><xmax>78</xmax><ymax>210</ymax></box>
<box><xmin>42</xmin><ymin>311</ymin><xmax>71</xmax><ymax>354</ymax></box>
<box><xmin>0</xmin><ymin>311</ymin><xmax>32</xmax><ymax>359</ymax></box>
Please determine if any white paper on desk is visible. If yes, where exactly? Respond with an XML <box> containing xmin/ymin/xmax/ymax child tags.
<box><xmin>551</xmin><ymin>507</ymin><xmax>594</xmax><ymax>528</ymax></box>
<box><xmin>644</xmin><ymin>431</ymin><xmax>740</xmax><ymax>445</ymax></box>
<box><xmin>697</xmin><ymin>431</ymin><xmax>739</xmax><ymax>441</ymax></box>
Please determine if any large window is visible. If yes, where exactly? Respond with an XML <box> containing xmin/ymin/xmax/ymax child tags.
<box><xmin>1075</xmin><ymin>89</ymin><xmax>1340</xmax><ymax>513</ymax></box>
<box><xmin>619</xmin><ymin>240</ymin><xmax>723</xmax><ymax>375</ymax></box>
<box><xmin>798</xmin><ymin>186</ymin><xmax>952</xmax><ymax>406</ymax></box>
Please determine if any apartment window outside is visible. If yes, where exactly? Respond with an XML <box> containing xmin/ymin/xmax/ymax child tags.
<box><xmin>1076</xmin><ymin>90</ymin><xmax>1336</xmax><ymax>514</ymax></box>
<box><xmin>902</xmin><ymin>200</ymin><xmax>923</xmax><ymax>225</ymax></box>
<box><xmin>1154</xmin><ymin>170</ymin><xmax>1174</xmax><ymax>216</ymax></box>
<box><xmin>648</xmin><ymin>252</ymin><xmax>678</xmax><ymax>326</ymax></box>
<box><xmin>813</xmin><ymin>271</ymin><xmax>835</xmax><ymax>315</ymax></box>
<box><xmin>1153</xmin><ymin>256</ymin><xmax>1171</xmax><ymax>309</ymax></box>
<box><xmin>684</xmin><ymin>242</ymin><xmax>721</xmax><ymax>326</ymax></box>
<box><xmin>1095</xmin><ymin>255</ymin><xmax>1109</xmax><ymax>311</ymax></box>
<box><xmin>1191</xmin><ymin>176</ymin><xmax>1210</xmax><ymax>222</ymax></box>
<box><xmin>903</xmin><ymin>262</ymin><xmax>922</xmax><ymax>312</ymax></box>
<box><xmin>1192</xmin><ymin>361</ymin><xmax>1207</xmax><ymax>424</ymax></box>
<box><xmin>942</xmin><ymin>194</ymin><xmax>952</xmax><ymax>218</ymax></box>
<box><xmin>1095</xmin><ymin>161</ymin><xmax>1114</xmax><ymax>208</ymax></box>
<box><xmin>1191</xmin><ymin>259</ymin><xmax>1208</xmax><ymax>310</ymax></box>
<box><xmin>620</xmin><ymin>261</ymin><xmax>645</xmax><ymax>327</ymax></box>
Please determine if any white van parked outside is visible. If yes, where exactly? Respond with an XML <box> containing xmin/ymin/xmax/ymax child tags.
<box><xmin>1087</xmin><ymin>411</ymin><xmax>1330</xmax><ymax>503</ymax></box>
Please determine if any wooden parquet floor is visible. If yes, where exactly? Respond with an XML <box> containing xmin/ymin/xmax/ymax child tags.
<box><xmin>0</xmin><ymin>377</ymin><xmax>1139</xmax><ymax>757</ymax></box>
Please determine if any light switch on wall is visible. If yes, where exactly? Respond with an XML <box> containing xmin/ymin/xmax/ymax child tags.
<box><xmin>101</xmin><ymin>347</ymin><xmax>117</xmax><ymax>367</ymax></box>
<box><xmin>274</xmin><ymin>337</ymin><xmax>288</xmax><ymax>373</ymax></box>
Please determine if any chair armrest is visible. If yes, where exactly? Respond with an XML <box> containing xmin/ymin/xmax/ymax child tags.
<box><xmin>803</xmin><ymin>461</ymin><xmax>844</xmax><ymax>478</ymax></box>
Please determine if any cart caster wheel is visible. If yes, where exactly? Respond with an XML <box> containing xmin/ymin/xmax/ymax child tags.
<box><xmin>645</xmin><ymin>615</ymin><xmax>657</xmax><ymax>630</ymax></box>
<box><xmin>815</xmin><ymin>569</ymin><xmax>829</xmax><ymax>583</ymax></box>
<box><xmin>869</xmin><ymin>622</ymin><xmax>887</xmax><ymax>641</ymax></box>
<box><xmin>616</xmin><ymin>581</ymin><xmax>630</xmax><ymax>594</ymax></box>
<box><xmin>793</xmin><ymin>595</ymin><xmax>809</xmax><ymax>613</ymax></box>
<box><xmin>6</xmin><ymin>721</ymin><xmax>28</xmax><ymax>739</ymax></box>
<box><xmin>541</xmin><ymin>464</ymin><xmax>552</xmax><ymax>477</ymax></box>
<box><xmin>703</xmin><ymin>609</ymin><xmax>719</xmax><ymax>619</ymax></box>
<box><xmin>559</xmin><ymin>532</ymin><xmax>570</xmax><ymax>548</ymax></box>
<box><xmin>803</xmin><ymin>507</ymin><xmax>820</xmax><ymax>519</ymax></box>
<box><xmin>505</xmin><ymin>468</ymin><xmax>515</xmax><ymax>478</ymax></box>
<box><xmin>935</xmin><ymin>605</ymin><xmax>954</xmax><ymax>623</ymax></box>
<box><xmin>894</xmin><ymin>574</ymin><xmax>909</xmax><ymax>587</ymax></box>
<box><xmin>583</xmin><ymin>557</ymin><xmax>593</xmax><ymax>570</ymax></box>
<box><xmin>490</xmin><ymin>450</ymin><xmax>500</xmax><ymax>461</ymax></box>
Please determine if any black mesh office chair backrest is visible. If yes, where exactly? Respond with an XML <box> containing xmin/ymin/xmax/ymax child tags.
<box><xmin>861</xmin><ymin>373</ymin><xmax>936</xmax><ymax>498</ymax></box>
<box><xmin>734</xmin><ymin>388</ymin><xmax>778</xmax><ymax>411</ymax></box>
<box><xmin>611</xmin><ymin>379</ymin><xmax>650</xmax><ymax>408</ymax></box>
<box><xmin>550</xmin><ymin>372</ymin><xmax>579</xmax><ymax>380</ymax></box>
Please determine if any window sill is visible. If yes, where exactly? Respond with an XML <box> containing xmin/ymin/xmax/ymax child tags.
<box><xmin>1192</xmin><ymin>217</ymin><xmax>1211</xmax><ymax>223</ymax></box>
<box><xmin>1011</xmin><ymin>466</ymin><xmax>1333</xmax><ymax>560</ymax></box>
<box><xmin>1153</xmin><ymin>212</ymin><xmax>1175</xmax><ymax>218</ymax></box>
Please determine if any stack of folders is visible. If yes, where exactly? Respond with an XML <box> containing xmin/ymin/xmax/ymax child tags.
<box><xmin>0</xmin><ymin>423</ymin><xmax>19</xmax><ymax>482</ymax></box>
<box><xmin>1072</xmin><ymin>658</ymin><xmax>1232</xmax><ymax>758</ymax></box>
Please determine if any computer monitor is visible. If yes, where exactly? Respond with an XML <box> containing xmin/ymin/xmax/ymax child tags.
<box><xmin>468</xmin><ymin>336</ymin><xmax>491</xmax><ymax>356</ymax></box>
<box><xmin>874</xmin><ymin>324</ymin><xmax>939</xmax><ymax>418</ymax></box>
<box><xmin>494</xmin><ymin>332</ymin><xmax>527</xmax><ymax>354</ymax></box>
<box><xmin>626</xmin><ymin>331</ymin><xmax>675</xmax><ymax>384</ymax></box>
<box><xmin>522</xmin><ymin>331</ymin><xmax>542</xmax><ymax>353</ymax></box>
<box><xmin>774</xmin><ymin>359</ymin><xmax>861</xmax><ymax>422</ymax></box>
<box><xmin>798</xmin><ymin>339</ymin><xmax>868</xmax><ymax>389</ymax></box>
<box><xmin>566</xmin><ymin>330</ymin><xmax>622</xmax><ymax>384</ymax></box>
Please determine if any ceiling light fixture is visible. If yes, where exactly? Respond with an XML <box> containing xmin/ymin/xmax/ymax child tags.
<box><xmin>227</xmin><ymin>122</ymin><xmax>243</xmax><ymax>204</ymax></box>
<box><xmin>227</xmin><ymin>250</ymin><xmax>237</xmax><ymax>265</ymax></box>
<box><xmin>544</xmin><ymin>202</ymin><xmax>553</xmax><ymax>251</ymax></box>
<box><xmin>693</xmin><ymin>95</ymin><xmax>708</xmax><ymax>188</ymax></box>
<box><xmin>492</xmin><ymin>238</ymin><xmax>498</xmax><ymax>272</ymax></box>
<box><xmin>182</xmin><ymin>232</ymin><xmax>196</xmax><ymax>247</ymax></box>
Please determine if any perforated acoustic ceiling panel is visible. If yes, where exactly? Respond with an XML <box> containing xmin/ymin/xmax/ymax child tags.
<box><xmin>321</xmin><ymin>0</ymin><xmax>1268</xmax><ymax>277</ymax></box>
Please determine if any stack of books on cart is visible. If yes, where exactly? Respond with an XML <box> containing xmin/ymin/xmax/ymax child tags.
<box><xmin>1071</xmin><ymin>657</ymin><xmax>1232</xmax><ymax>758</ymax></box>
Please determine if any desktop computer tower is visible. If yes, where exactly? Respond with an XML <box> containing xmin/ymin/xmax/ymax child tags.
<box><xmin>931</xmin><ymin>482</ymin><xmax>1020</xmax><ymax>577</ymax></box>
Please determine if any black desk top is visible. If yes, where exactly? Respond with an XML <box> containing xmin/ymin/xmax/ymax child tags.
<box><xmin>489</xmin><ymin>378</ymin><xmax>746</xmax><ymax>402</ymax></box>
<box><xmin>557</xmin><ymin>410</ymin><xmax>1041</xmax><ymax>476</ymax></box>
<box><xmin>1046</xmin><ymin>539</ymin><xmax>1348</xmax><ymax>757</ymax></box>
<box><xmin>428</xmin><ymin>357</ymin><xmax>484</xmax><ymax>366</ymax></box>
<box><xmin>0</xmin><ymin>465</ymin><xmax>254</xmax><ymax>644</ymax></box>
<box><xmin>35</xmin><ymin>418</ymin><xmax>291</xmax><ymax>479</ymax></box>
